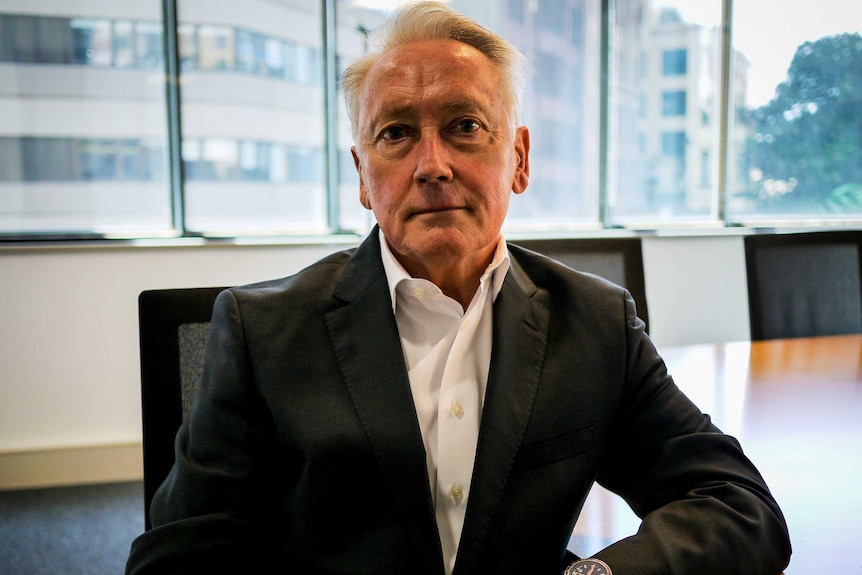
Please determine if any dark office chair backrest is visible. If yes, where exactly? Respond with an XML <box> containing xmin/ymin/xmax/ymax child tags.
<box><xmin>138</xmin><ymin>287</ymin><xmax>228</xmax><ymax>530</ymax></box>
<box><xmin>744</xmin><ymin>231</ymin><xmax>862</xmax><ymax>340</ymax></box>
<box><xmin>515</xmin><ymin>237</ymin><xmax>650</xmax><ymax>333</ymax></box>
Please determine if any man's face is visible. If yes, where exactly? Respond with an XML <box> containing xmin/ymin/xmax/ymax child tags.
<box><xmin>351</xmin><ymin>39</ymin><xmax>529</xmax><ymax>276</ymax></box>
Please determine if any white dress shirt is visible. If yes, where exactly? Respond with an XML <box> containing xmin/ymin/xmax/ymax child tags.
<box><xmin>379</xmin><ymin>231</ymin><xmax>510</xmax><ymax>575</ymax></box>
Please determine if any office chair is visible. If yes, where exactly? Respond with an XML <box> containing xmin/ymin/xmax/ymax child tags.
<box><xmin>137</xmin><ymin>287</ymin><xmax>228</xmax><ymax>530</ymax></box>
<box><xmin>515</xmin><ymin>237</ymin><xmax>650</xmax><ymax>333</ymax></box>
<box><xmin>744</xmin><ymin>231</ymin><xmax>862</xmax><ymax>340</ymax></box>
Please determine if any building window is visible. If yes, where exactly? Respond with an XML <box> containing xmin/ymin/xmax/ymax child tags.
<box><xmin>71</xmin><ymin>19</ymin><xmax>113</xmax><ymax>66</ymax></box>
<box><xmin>662</xmin><ymin>131</ymin><xmax>687</xmax><ymax>158</ymax></box>
<box><xmin>662</xmin><ymin>90</ymin><xmax>686</xmax><ymax>116</ymax></box>
<box><xmin>196</xmin><ymin>25</ymin><xmax>235</xmax><ymax>70</ymax></box>
<box><xmin>662</xmin><ymin>48</ymin><xmax>687</xmax><ymax>75</ymax></box>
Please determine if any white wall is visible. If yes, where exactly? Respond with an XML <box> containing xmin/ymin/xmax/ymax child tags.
<box><xmin>642</xmin><ymin>235</ymin><xmax>751</xmax><ymax>346</ymax></box>
<box><xmin>0</xmin><ymin>234</ymin><xmax>751</xmax><ymax>487</ymax></box>
<box><xmin>0</xmin><ymin>241</ymin><xmax>343</xmax><ymax>452</ymax></box>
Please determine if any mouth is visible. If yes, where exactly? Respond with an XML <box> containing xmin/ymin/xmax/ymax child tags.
<box><xmin>413</xmin><ymin>205</ymin><xmax>464</xmax><ymax>217</ymax></box>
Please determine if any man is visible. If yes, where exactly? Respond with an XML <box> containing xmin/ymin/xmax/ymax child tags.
<box><xmin>126</xmin><ymin>2</ymin><xmax>791</xmax><ymax>574</ymax></box>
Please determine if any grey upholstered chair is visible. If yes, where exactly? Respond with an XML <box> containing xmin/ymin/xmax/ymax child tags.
<box><xmin>137</xmin><ymin>287</ymin><xmax>228</xmax><ymax>530</ymax></box>
<box><xmin>515</xmin><ymin>237</ymin><xmax>650</xmax><ymax>333</ymax></box>
<box><xmin>744</xmin><ymin>231</ymin><xmax>862</xmax><ymax>340</ymax></box>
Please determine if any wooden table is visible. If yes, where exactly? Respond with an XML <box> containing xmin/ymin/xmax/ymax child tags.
<box><xmin>569</xmin><ymin>335</ymin><xmax>862</xmax><ymax>573</ymax></box>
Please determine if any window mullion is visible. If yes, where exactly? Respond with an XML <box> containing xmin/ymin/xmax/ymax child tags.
<box><xmin>162</xmin><ymin>0</ymin><xmax>187</xmax><ymax>236</ymax></box>
<box><xmin>322</xmin><ymin>0</ymin><xmax>340</xmax><ymax>233</ymax></box>
<box><xmin>717</xmin><ymin>0</ymin><xmax>733</xmax><ymax>224</ymax></box>
<box><xmin>599</xmin><ymin>0</ymin><xmax>613</xmax><ymax>228</ymax></box>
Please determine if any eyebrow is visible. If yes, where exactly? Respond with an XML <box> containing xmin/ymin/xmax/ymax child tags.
<box><xmin>367</xmin><ymin>98</ymin><xmax>489</xmax><ymax>131</ymax></box>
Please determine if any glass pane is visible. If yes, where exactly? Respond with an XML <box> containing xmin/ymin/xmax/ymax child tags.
<box><xmin>610</xmin><ymin>0</ymin><xmax>722</xmax><ymax>225</ymax></box>
<box><xmin>334</xmin><ymin>2</ymin><xmax>389</xmax><ymax>234</ymax></box>
<box><xmin>729</xmin><ymin>0</ymin><xmax>862</xmax><ymax>221</ymax></box>
<box><xmin>113</xmin><ymin>21</ymin><xmax>135</xmax><ymax>68</ymax></box>
<box><xmin>334</xmin><ymin>0</ymin><xmax>602</xmax><ymax>234</ymax></box>
<box><xmin>178</xmin><ymin>1</ymin><xmax>327</xmax><ymax>235</ymax></box>
<box><xmin>71</xmin><ymin>18</ymin><xmax>113</xmax><ymax>66</ymax></box>
<box><xmin>0</xmin><ymin>4</ymin><xmax>171</xmax><ymax>236</ymax></box>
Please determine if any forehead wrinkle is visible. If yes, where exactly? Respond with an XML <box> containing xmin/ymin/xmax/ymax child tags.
<box><xmin>367</xmin><ymin>65</ymin><xmax>497</xmax><ymax>116</ymax></box>
<box><xmin>380</xmin><ymin>96</ymin><xmax>489</xmax><ymax>118</ymax></box>
<box><xmin>359</xmin><ymin>39</ymin><xmax>508</xmax><ymax>136</ymax></box>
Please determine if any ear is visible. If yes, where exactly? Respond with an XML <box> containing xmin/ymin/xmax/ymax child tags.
<box><xmin>512</xmin><ymin>126</ymin><xmax>530</xmax><ymax>195</ymax></box>
<box><xmin>352</xmin><ymin>147</ymin><xmax>372</xmax><ymax>210</ymax></box>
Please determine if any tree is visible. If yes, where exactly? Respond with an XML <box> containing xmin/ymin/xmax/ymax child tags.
<box><xmin>745</xmin><ymin>32</ymin><xmax>862</xmax><ymax>214</ymax></box>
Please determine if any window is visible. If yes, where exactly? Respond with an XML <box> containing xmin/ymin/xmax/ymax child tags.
<box><xmin>236</xmin><ymin>29</ymin><xmax>265</xmax><ymax>74</ymax></box>
<box><xmin>729</xmin><ymin>0</ymin><xmax>862</xmax><ymax>221</ymax></box>
<box><xmin>507</xmin><ymin>0</ymin><xmax>525</xmax><ymax>23</ymax></box>
<box><xmin>1</xmin><ymin>0</ymin><xmax>860</xmax><ymax>240</ymax></box>
<box><xmin>178</xmin><ymin>24</ymin><xmax>198</xmax><ymax>70</ymax></box>
<box><xmin>0</xmin><ymin>5</ymin><xmax>170</xmax><ymax>236</ymax></box>
<box><xmin>609</xmin><ymin>1</ymin><xmax>720</xmax><ymax>223</ymax></box>
<box><xmin>336</xmin><ymin>1</ymin><xmax>599</xmax><ymax>231</ymax></box>
<box><xmin>135</xmin><ymin>21</ymin><xmax>163</xmax><ymax>68</ymax></box>
<box><xmin>71</xmin><ymin>19</ymin><xmax>113</xmax><ymax>66</ymax></box>
<box><xmin>197</xmin><ymin>25</ymin><xmax>234</xmax><ymax>70</ymax></box>
<box><xmin>113</xmin><ymin>21</ymin><xmax>135</xmax><ymax>68</ymax></box>
<box><xmin>537</xmin><ymin>1</ymin><xmax>567</xmax><ymax>35</ymax></box>
<box><xmin>662</xmin><ymin>90</ymin><xmax>686</xmax><ymax>116</ymax></box>
<box><xmin>662</xmin><ymin>131</ymin><xmax>687</xmax><ymax>157</ymax></box>
<box><xmin>662</xmin><ymin>48</ymin><xmax>687</xmax><ymax>75</ymax></box>
<box><xmin>177</xmin><ymin>2</ymin><xmax>327</xmax><ymax>235</ymax></box>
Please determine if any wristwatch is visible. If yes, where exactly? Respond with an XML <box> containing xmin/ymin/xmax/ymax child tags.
<box><xmin>564</xmin><ymin>558</ymin><xmax>612</xmax><ymax>575</ymax></box>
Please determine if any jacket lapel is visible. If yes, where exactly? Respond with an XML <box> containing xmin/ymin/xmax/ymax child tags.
<box><xmin>454</xmin><ymin>255</ymin><xmax>550</xmax><ymax>575</ymax></box>
<box><xmin>324</xmin><ymin>229</ymin><xmax>445</xmax><ymax>575</ymax></box>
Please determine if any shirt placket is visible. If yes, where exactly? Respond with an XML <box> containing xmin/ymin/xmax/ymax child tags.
<box><xmin>435</xmin><ymin>289</ymin><xmax>485</xmax><ymax>572</ymax></box>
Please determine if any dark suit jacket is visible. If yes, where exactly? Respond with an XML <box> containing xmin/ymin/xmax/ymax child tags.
<box><xmin>126</xmin><ymin>229</ymin><xmax>790</xmax><ymax>575</ymax></box>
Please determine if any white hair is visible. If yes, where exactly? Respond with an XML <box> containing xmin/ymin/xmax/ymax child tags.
<box><xmin>340</xmin><ymin>1</ymin><xmax>527</xmax><ymax>139</ymax></box>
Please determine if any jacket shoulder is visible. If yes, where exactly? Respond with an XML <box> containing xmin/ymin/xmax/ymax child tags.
<box><xmin>223</xmin><ymin>247</ymin><xmax>356</xmax><ymax>309</ymax></box>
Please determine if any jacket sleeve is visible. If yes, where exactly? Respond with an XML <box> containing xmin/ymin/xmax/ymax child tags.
<box><xmin>592</xmin><ymin>293</ymin><xmax>791</xmax><ymax>574</ymax></box>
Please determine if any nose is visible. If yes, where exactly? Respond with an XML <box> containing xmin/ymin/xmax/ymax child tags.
<box><xmin>413</xmin><ymin>132</ymin><xmax>453</xmax><ymax>185</ymax></box>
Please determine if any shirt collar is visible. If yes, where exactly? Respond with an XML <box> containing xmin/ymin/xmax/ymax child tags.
<box><xmin>378</xmin><ymin>230</ymin><xmax>510</xmax><ymax>314</ymax></box>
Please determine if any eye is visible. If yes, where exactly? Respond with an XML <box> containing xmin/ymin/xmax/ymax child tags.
<box><xmin>381</xmin><ymin>125</ymin><xmax>409</xmax><ymax>141</ymax></box>
<box><xmin>454</xmin><ymin>119</ymin><xmax>481</xmax><ymax>134</ymax></box>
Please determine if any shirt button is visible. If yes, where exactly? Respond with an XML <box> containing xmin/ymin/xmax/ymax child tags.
<box><xmin>450</xmin><ymin>484</ymin><xmax>464</xmax><ymax>505</ymax></box>
<box><xmin>413</xmin><ymin>287</ymin><xmax>425</xmax><ymax>298</ymax></box>
<box><xmin>452</xmin><ymin>402</ymin><xmax>464</xmax><ymax>418</ymax></box>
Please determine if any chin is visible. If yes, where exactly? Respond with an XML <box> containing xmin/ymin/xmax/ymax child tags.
<box><xmin>412</xmin><ymin>229</ymin><xmax>486</xmax><ymax>259</ymax></box>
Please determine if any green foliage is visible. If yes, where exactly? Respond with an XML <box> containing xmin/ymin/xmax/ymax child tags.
<box><xmin>745</xmin><ymin>33</ymin><xmax>862</xmax><ymax>214</ymax></box>
<box><xmin>825</xmin><ymin>183</ymin><xmax>862</xmax><ymax>213</ymax></box>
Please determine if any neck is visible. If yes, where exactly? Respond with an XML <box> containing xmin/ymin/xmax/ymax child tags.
<box><xmin>397</xmin><ymin>250</ymin><xmax>494</xmax><ymax>311</ymax></box>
